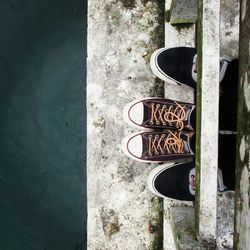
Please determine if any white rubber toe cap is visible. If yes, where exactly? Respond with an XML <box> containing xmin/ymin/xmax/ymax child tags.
<box><xmin>127</xmin><ymin>134</ymin><xmax>143</xmax><ymax>158</ymax></box>
<box><xmin>128</xmin><ymin>102</ymin><xmax>144</xmax><ymax>126</ymax></box>
<box><xmin>122</xmin><ymin>133</ymin><xmax>144</xmax><ymax>161</ymax></box>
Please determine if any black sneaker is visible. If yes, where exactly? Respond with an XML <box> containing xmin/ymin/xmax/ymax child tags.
<box><xmin>150</xmin><ymin>47</ymin><xmax>238</xmax><ymax>132</ymax></box>
<box><xmin>122</xmin><ymin>130</ymin><xmax>194</xmax><ymax>163</ymax></box>
<box><xmin>148</xmin><ymin>161</ymin><xmax>235</xmax><ymax>201</ymax></box>
<box><xmin>150</xmin><ymin>47</ymin><xmax>230</xmax><ymax>88</ymax></box>
<box><xmin>123</xmin><ymin>97</ymin><xmax>195</xmax><ymax>131</ymax></box>
<box><xmin>148</xmin><ymin>162</ymin><xmax>196</xmax><ymax>201</ymax></box>
<box><xmin>150</xmin><ymin>47</ymin><xmax>196</xmax><ymax>88</ymax></box>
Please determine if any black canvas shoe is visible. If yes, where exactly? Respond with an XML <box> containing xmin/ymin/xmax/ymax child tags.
<box><xmin>150</xmin><ymin>47</ymin><xmax>230</xmax><ymax>88</ymax></box>
<box><xmin>150</xmin><ymin>47</ymin><xmax>197</xmax><ymax>88</ymax></box>
<box><xmin>148</xmin><ymin>160</ymin><xmax>235</xmax><ymax>201</ymax></box>
<box><xmin>148</xmin><ymin>162</ymin><xmax>196</xmax><ymax>201</ymax></box>
<box><xmin>124</xmin><ymin>97</ymin><xmax>195</xmax><ymax>131</ymax></box>
<box><xmin>122</xmin><ymin>130</ymin><xmax>194</xmax><ymax>163</ymax></box>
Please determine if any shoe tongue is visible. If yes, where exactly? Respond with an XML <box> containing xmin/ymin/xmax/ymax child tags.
<box><xmin>218</xmin><ymin>168</ymin><xmax>227</xmax><ymax>191</ymax></box>
<box><xmin>188</xmin><ymin>167</ymin><xmax>228</xmax><ymax>195</ymax></box>
<box><xmin>191</xmin><ymin>55</ymin><xmax>197</xmax><ymax>83</ymax></box>
<box><xmin>191</xmin><ymin>55</ymin><xmax>229</xmax><ymax>83</ymax></box>
<box><xmin>188</xmin><ymin>168</ymin><xmax>195</xmax><ymax>195</ymax></box>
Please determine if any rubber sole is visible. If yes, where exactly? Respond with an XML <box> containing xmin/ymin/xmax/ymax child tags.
<box><xmin>123</xmin><ymin>97</ymin><xmax>159</xmax><ymax>130</ymax></box>
<box><xmin>121</xmin><ymin>131</ymin><xmax>168</xmax><ymax>163</ymax></box>
<box><xmin>147</xmin><ymin>162</ymin><xmax>189</xmax><ymax>201</ymax></box>
<box><xmin>150</xmin><ymin>48</ymin><xmax>185</xmax><ymax>85</ymax></box>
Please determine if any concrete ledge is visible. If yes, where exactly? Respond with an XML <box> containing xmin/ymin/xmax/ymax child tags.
<box><xmin>170</xmin><ymin>207</ymin><xmax>201</xmax><ymax>250</ymax></box>
<box><xmin>163</xmin><ymin>1</ymin><xmax>196</xmax><ymax>249</ymax></box>
<box><xmin>169</xmin><ymin>192</ymin><xmax>235</xmax><ymax>250</ymax></box>
<box><xmin>195</xmin><ymin>0</ymin><xmax>220</xmax><ymax>245</ymax></box>
<box><xmin>163</xmin><ymin>0</ymin><xmax>239</xmax><ymax>249</ymax></box>
<box><xmin>87</xmin><ymin>1</ymin><xmax>166</xmax><ymax>249</ymax></box>
<box><xmin>169</xmin><ymin>0</ymin><xmax>197</xmax><ymax>25</ymax></box>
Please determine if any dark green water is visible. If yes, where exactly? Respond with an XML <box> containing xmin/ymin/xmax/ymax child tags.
<box><xmin>0</xmin><ymin>0</ymin><xmax>87</xmax><ymax>249</ymax></box>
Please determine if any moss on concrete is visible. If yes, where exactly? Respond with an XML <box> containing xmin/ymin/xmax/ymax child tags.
<box><xmin>170</xmin><ymin>17</ymin><xmax>196</xmax><ymax>25</ymax></box>
<box><xmin>148</xmin><ymin>197</ymin><xmax>164</xmax><ymax>250</ymax></box>
<box><xmin>194</xmin><ymin>0</ymin><xmax>203</xmax><ymax>237</ymax></box>
<box><xmin>174</xmin><ymin>23</ymin><xmax>194</xmax><ymax>32</ymax></box>
<box><xmin>100</xmin><ymin>207</ymin><xmax>120</xmax><ymax>237</ymax></box>
<box><xmin>142</xmin><ymin>0</ymin><xmax>165</xmax><ymax>98</ymax></box>
<box><xmin>93</xmin><ymin>116</ymin><xmax>106</xmax><ymax>129</ymax></box>
<box><xmin>165</xmin><ymin>10</ymin><xmax>171</xmax><ymax>22</ymax></box>
<box><xmin>149</xmin><ymin>0</ymin><xmax>165</xmax><ymax>50</ymax></box>
<box><xmin>149</xmin><ymin>78</ymin><xmax>164</xmax><ymax>98</ymax></box>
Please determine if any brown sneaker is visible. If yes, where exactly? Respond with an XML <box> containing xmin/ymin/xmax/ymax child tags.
<box><xmin>122</xmin><ymin>130</ymin><xmax>194</xmax><ymax>163</ymax></box>
<box><xmin>123</xmin><ymin>98</ymin><xmax>195</xmax><ymax>131</ymax></box>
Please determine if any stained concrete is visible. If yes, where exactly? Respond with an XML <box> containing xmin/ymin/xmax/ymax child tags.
<box><xmin>87</xmin><ymin>0</ymin><xmax>240</xmax><ymax>249</ymax></box>
<box><xmin>168</xmin><ymin>193</ymin><xmax>235</xmax><ymax>250</ymax></box>
<box><xmin>170</xmin><ymin>0</ymin><xmax>197</xmax><ymax>25</ymax></box>
<box><xmin>163</xmin><ymin>0</ymin><xmax>239</xmax><ymax>249</ymax></box>
<box><xmin>87</xmin><ymin>0</ymin><xmax>165</xmax><ymax>249</ymax></box>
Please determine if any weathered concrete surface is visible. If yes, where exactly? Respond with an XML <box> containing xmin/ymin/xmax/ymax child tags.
<box><xmin>168</xmin><ymin>193</ymin><xmax>235</xmax><ymax>250</ymax></box>
<box><xmin>234</xmin><ymin>0</ymin><xmax>250</xmax><ymax>248</ymax></box>
<box><xmin>217</xmin><ymin>192</ymin><xmax>235</xmax><ymax>249</ymax></box>
<box><xmin>87</xmin><ymin>0</ymin><xmax>240</xmax><ymax>248</ymax></box>
<box><xmin>220</xmin><ymin>0</ymin><xmax>240</xmax><ymax>59</ymax></box>
<box><xmin>163</xmin><ymin>0</ymin><xmax>239</xmax><ymax>249</ymax></box>
<box><xmin>87</xmin><ymin>0</ymin><xmax>165</xmax><ymax>249</ymax></box>
<box><xmin>170</xmin><ymin>0</ymin><xmax>197</xmax><ymax>25</ymax></box>
<box><xmin>163</xmin><ymin>2</ymin><xmax>196</xmax><ymax>250</ymax></box>
<box><xmin>170</xmin><ymin>207</ymin><xmax>201</xmax><ymax>250</ymax></box>
<box><xmin>195</xmin><ymin>0</ymin><xmax>220</xmax><ymax>245</ymax></box>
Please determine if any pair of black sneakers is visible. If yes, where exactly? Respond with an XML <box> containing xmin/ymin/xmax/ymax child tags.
<box><xmin>122</xmin><ymin>47</ymin><xmax>238</xmax><ymax>201</ymax></box>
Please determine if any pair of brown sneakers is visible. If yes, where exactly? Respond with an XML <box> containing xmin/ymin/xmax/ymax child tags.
<box><xmin>122</xmin><ymin>98</ymin><xmax>196</xmax><ymax>163</ymax></box>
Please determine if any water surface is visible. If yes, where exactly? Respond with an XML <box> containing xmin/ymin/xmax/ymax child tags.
<box><xmin>0</xmin><ymin>0</ymin><xmax>87</xmax><ymax>249</ymax></box>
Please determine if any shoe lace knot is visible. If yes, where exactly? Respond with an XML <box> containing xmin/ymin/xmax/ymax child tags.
<box><xmin>148</xmin><ymin>131</ymin><xmax>185</xmax><ymax>156</ymax></box>
<box><xmin>150</xmin><ymin>101</ymin><xmax>186</xmax><ymax>130</ymax></box>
